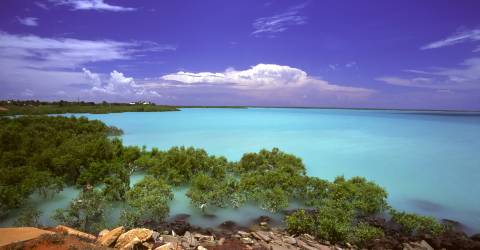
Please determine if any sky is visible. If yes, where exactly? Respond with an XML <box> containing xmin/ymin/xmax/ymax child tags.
<box><xmin>1</xmin><ymin>0</ymin><xmax>480</xmax><ymax>110</ymax></box>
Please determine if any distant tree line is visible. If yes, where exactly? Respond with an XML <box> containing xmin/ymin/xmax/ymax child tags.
<box><xmin>0</xmin><ymin>100</ymin><xmax>178</xmax><ymax>116</ymax></box>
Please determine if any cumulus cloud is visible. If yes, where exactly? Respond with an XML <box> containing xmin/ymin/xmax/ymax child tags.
<box><xmin>162</xmin><ymin>64</ymin><xmax>309</xmax><ymax>89</ymax></box>
<box><xmin>252</xmin><ymin>4</ymin><xmax>307</xmax><ymax>37</ymax></box>
<box><xmin>83</xmin><ymin>68</ymin><xmax>160</xmax><ymax>97</ymax></box>
<box><xmin>82</xmin><ymin>68</ymin><xmax>101</xmax><ymax>87</ymax></box>
<box><xmin>17</xmin><ymin>17</ymin><xmax>39</xmax><ymax>26</ymax></box>
<box><xmin>421</xmin><ymin>28</ymin><xmax>480</xmax><ymax>52</ymax></box>
<box><xmin>148</xmin><ymin>64</ymin><xmax>374</xmax><ymax>98</ymax></box>
<box><xmin>49</xmin><ymin>0</ymin><xmax>135</xmax><ymax>12</ymax></box>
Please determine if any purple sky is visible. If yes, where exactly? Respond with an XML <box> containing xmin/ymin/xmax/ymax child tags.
<box><xmin>1</xmin><ymin>0</ymin><xmax>480</xmax><ymax>109</ymax></box>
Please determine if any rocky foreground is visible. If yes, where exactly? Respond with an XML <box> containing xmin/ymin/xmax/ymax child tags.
<box><xmin>4</xmin><ymin>221</ymin><xmax>478</xmax><ymax>250</ymax></box>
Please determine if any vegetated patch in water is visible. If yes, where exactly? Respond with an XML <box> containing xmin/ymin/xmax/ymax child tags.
<box><xmin>0</xmin><ymin>174</ymin><xmax>290</xmax><ymax>230</ymax></box>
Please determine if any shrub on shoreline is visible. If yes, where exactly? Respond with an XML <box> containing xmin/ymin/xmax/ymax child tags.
<box><xmin>389</xmin><ymin>209</ymin><xmax>445</xmax><ymax>236</ymax></box>
<box><xmin>0</xmin><ymin>115</ymin><xmax>448</xmax><ymax>245</ymax></box>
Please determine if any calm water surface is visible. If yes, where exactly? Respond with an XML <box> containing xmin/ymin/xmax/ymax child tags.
<box><xmin>3</xmin><ymin>108</ymin><xmax>480</xmax><ymax>232</ymax></box>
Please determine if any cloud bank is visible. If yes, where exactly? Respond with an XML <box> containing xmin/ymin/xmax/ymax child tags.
<box><xmin>135</xmin><ymin>64</ymin><xmax>375</xmax><ymax>106</ymax></box>
<box><xmin>159</xmin><ymin>64</ymin><xmax>371</xmax><ymax>93</ymax></box>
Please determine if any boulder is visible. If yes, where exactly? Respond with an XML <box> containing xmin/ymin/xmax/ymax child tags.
<box><xmin>269</xmin><ymin>243</ymin><xmax>293</xmax><ymax>250</ymax></box>
<box><xmin>218</xmin><ymin>220</ymin><xmax>241</xmax><ymax>231</ymax></box>
<box><xmin>154</xmin><ymin>243</ymin><xmax>170</xmax><ymax>250</ymax></box>
<box><xmin>97</xmin><ymin>226</ymin><xmax>125</xmax><ymax>247</ymax></box>
<box><xmin>296</xmin><ymin>239</ymin><xmax>318</xmax><ymax>250</ymax></box>
<box><xmin>237</xmin><ymin>231</ymin><xmax>251</xmax><ymax>237</ymax></box>
<box><xmin>120</xmin><ymin>236</ymin><xmax>141</xmax><ymax>250</ymax></box>
<box><xmin>402</xmin><ymin>240</ymin><xmax>434</xmax><ymax>250</ymax></box>
<box><xmin>252</xmin><ymin>231</ymin><xmax>271</xmax><ymax>242</ymax></box>
<box><xmin>55</xmin><ymin>225</ymin><xmax>96</xmax><ymax>241</ymax></box>
<box><xmin>154</xmin><ymin>242</ymin><xmax>184</xmax><ymax>250</ymax></box>
<box><xmin>282</xmin><ymin>236</ymin><xmax>296</xmax><ymax>245</ymax></box>
<box><xmin>115</xmin><ymin>228</ymin><xmax>153</xmax><ymax>249</ymax></box>
<box><xmin>152</xmin><ymin>231</ymin><xmax>160</xmax><ymax>242</ymax></box>
<box><xmin>161</xmin><ymin>234</ymin><xmax>180</xmax><ymax>243</ymax></box>
<box><xmin>143</xmin><ymin>241</ymin><xmax>154</xmax><ymax>249</ymax></box>
<box><xmin>471</xmin><ymin>233</ymin><xmax>480</xmax><ymax>242</ymax></box>
<box><xmin>193</xmin><ymin>233</ymin><xmax>214</xmax><ymax>242</ymax></box>
<box><xmin>98</xmin><ymin>229</ymin><xmax>110</xmax><ymax>238</ymax></box>
<box><xmin>241</xmin><ymin>237</ymin><xmax>255</xmax><ymax>244</ymax></box>
<box><xmin>183</xmin><ymin>231</ymin><xmax>198</xmax><ymax>247</ymax></box>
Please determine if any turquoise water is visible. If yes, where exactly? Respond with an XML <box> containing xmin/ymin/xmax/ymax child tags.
<box><xmin>3</xmin><ymin>108</ymin><xmax>480</xmax><ymax>232</ymax></box>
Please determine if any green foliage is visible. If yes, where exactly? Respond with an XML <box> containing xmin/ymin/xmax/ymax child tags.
<box><xmin>146</xmin><ymin>146</ymin><xmax>230</xmax><ymax>186</ymax></box>
<box><xmin>0</xmin><ymin>116</ymin><xmax>131</xmax><ymax>213</ymax></box>
<box><xmin>121</xmin><ymin>176</ymin><xmax>173</xmax><ymax>227</ymax></box>
<box><xmin>350</xmin><ymin>223</ymin><xmax>384</xmax><ymax>246</ymax></box>
<box><xmin>102</xmin><ymin>175</ymin><xmax>130</xmax><ymax>201</ymax></box>
<box><xmin>237</xmin><ymin>148</ymin><xmax>307</xmax><ymax>212</ymax></box>
<box><xmin>390</xmin><ymin>209</ymin><xmax>445</xmax><ymax>235</ymax></box>
<box><xmin>236</xmin><ymin>148</ymin><xmax>306</xmax><ymax>175</ymax></box>
<box><xmin>312</xmin><ymin>199</ymin><xmax>356</xmax><ymax>243</ymax></box>
<box><xmin>285</xmin><ymin>209</ymin><xmax>316</xmax><ymax>235</ymax></box>
<box><xmin>298</xmin><ymin>177</ymin><xmax>329</xmax><ymax>206</ymax></box>
<box><xmin>14</xmin><ymin>206</ymin><xmax>42</xmax><ymax>227</ymax></box>
<box><xmin>328</xmin><ymin>176</ymin><xmax>388</xmax><ymax>215</ymax></box>
<box><xmin>52</xmin><ymin>189</ymin><xmax>107</xmax><ymax>233</ymax></box>
<box><xmin>255</xmin><ymin>187</ymin><xmax>290</xmax><ymax>213</ymax></box>
<box><xmin>286</xmin><ymin>200</ymin><xmax>385</xmax><ymax>244</ymax></box>
<box><xmin>187</xmin><ymin>174</ymin><xmax>245</xmax><ymax>209</ymax></box>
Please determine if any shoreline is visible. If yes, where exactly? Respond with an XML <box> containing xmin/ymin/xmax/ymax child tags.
<box><xmin>2</xmin><ymin>216</ymin><xmax>480</xmax><ymax>250</ymax></box>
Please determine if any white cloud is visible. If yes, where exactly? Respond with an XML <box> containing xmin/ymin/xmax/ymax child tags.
<box><xmin>82</xmin><ymin>68</ymin><xmax>101</xmax><ymax>87</ymax></box>
<box><xmin>0</xmin><ymin>32</ymin><xmax>133</xmax><ymax>69</ymax></box>
<box><xmin>84</xmin><ymin>69</ymin><xmax>160</xmax><ymax>97</ymax></box>
<box><xmin>328</xmin><ymin>64</ymin><xmax>337</xmax><ymax>71</ymax></box>
<box><xmin>376</xmin><ymin>76</ymin><xmax>433</xmax><ymax>87</ymax></box>
<box><xmin>421</xmin><ymin>28</ymin><xmax>480</xmax><ymax>52</ymax></box>
<box><xmin>433</xmin><ymin>57</ymin><xmax>480</xmax><ymax>82</ymax></box>
<box><xmin>345</xmin><ymin>61</ymin><xmax>357</xmax><ymax>68</ymax></box>
<box><xmin>35</xmin><ymin>2</ymin><xmax>49</xmax><ymax>10</ymax></box>
<box><xmin>155</xmin><ymin>63</ymin><xmax>373</xmax><ymax>96</ymax></box>
<box><xmin>377</xmin><ymin>57</ymin><xmax>480</xmax><ymax>90</ymax></box>
<box><xmin>17</xmin><ymin>17</ymin><xmax>39</xmax><ymax>27</ymax></box>
<box><xmin>328</xmin><ymin>61</ymin><xmax>357</xmax><ymax>71</ymax></box>
<box><xmin>0</xmin><ymin>32</ymin><xmax>173</xmax><ymax>70</ymax></box>
<box><xmin>252</xmin><ymin>4</ymin><xmax>307</xmax><ymax>37</ymax></box>
<box><xmin>49</xmin><ymin>0</ymin><xmax>135</xmax><ymax>12</ymax></box>
<box><xmin>0</xmin><ymin>32</ymin><xmax>173</xmax><ymax>98</ymax></box>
